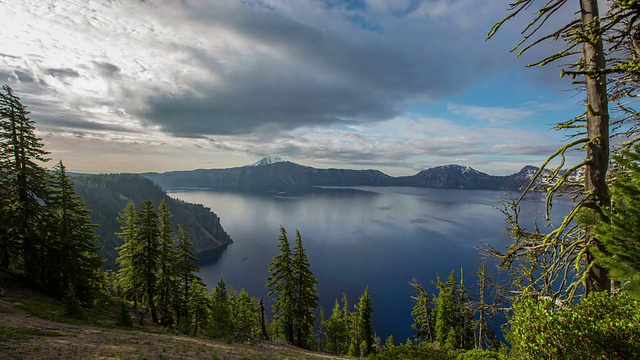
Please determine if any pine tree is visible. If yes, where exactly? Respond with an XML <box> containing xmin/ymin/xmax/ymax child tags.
<box><xmin>188</xmin><ymin>278</ymin><xmax>210</xmax><ymax>336</ymax></box>
<box><xmin>0</xmin><ymin>85</ymin><xmax>50</xmax><ymax>277</ymax></box>
<box><xmin>356</xmin><ymin>288</ymin><xmax>374</xmax><ymax>356</ymax></box>
<box><xmin>410</xmin><ymin>278</ymin><xmax>435</xmax><ymax>343</ymax></box>
<box><xmin>316</xmin><ymin>306</ymin><xmax>327</xmax><ymax>351</ymax></box>
<box><xmin>209</xmin><ymin>278</ymin><xmax>232</xmax><ymax>338</ymax></box>
<box><xmin>266</xmin><ymin>226</ymin><xmax>295</xmax><ymax>344</ymax></box>
<box><xmin>45</xmin><ymin>161</ymin><xmax>102</xmax><ymax>301</ymax></box>
<box><xmin>593</xmin><ymin>145</ymin><xmax>640</xmax><ymax>297</ymax></box>
<box><xmin>136</xmin><ymin>199</ymin><xmax>160</xmax><ymax>324</ymax></box>
<box><xmin>156</xmin><ymin>198</ymin><xmax>177</xmax><ymax>326</ymax></box>
<box><xmin>292</xmin><ymin>230</ymin><xmax>319</xmax><ymax>348</ymax></box>
<box><xmin>173</xmin><ymin>224</ymin><xmax>199</xmax><ymax>327</ymax></box>
<box><xmin>233</xmin><ymin>289</ymin><xmax>256</xmax><ymax>342</ymax></box>
<box><xmin>115</xmin><ymin>200</ymin><xmax>141</xmax><ymax>309</ymax></box>
<box><xmin>434</xmin><ymin>271</ymin><xmax>458</xmax><ymax>348</ymax></box>
<box><xmin>325</xmin><ymin>298</ymin><xmax>350</xmax><ymax>355</ymax></box>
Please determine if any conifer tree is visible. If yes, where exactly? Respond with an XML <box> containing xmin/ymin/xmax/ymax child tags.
<box><xmin>45</xmin><ymin>161</ymin><xmax>102</xmax><ymax>301</ymax></box>
<box><xmin>315</xmin><ymin>306</ymin><xmax>327</xmax><ymax>351</ymax></box>
<box><xmin>356</xmin><ymin>288</ymin><xmax>374</xmax><ymax>356</ymax></box>
<box><xmin>593</xmin><ymin>145</ymin><xmax>640</xmax><ymax>297</ymax></box>
<box><xmin>434</xmin><ymin>271</ymin><xmax>459</xmax><ymax>348</ymax></box>
<box><xmin>136</xmin><ymin>199</ymin><xmax>160</xmax><ymax>324</ymax></box>
<box><xmin>156</xmin><ymin>198</ymin><xmax>177</xmax><ymax>326</ymax></box>
<box><xmin>0</xmin><ymin>85</ymin><xmax>50</xmax><ymax>277</ymax></box>
<box><xmin>266</xmin><ymin>226</ymin><xmax>295</xmax><ymax>344</ymax></box>
<box><xmin>292</xmin><ymin>229</ymin><xmax>319</xmax><ymax>348</ymax></box>
<box><xmin>233</xmin><ymin>289</ymin><xmax>256</xmax><ymax>341</ymax></box>
<box><xmin>188</xmin><ymin>277</ymin><xmax>210</xmax><ymax>336</ymax></box>
<box><xmin>325</xmin><ymin>298</ymin><xmax>350</xmax><ymax>355</ymax></box>
<box><xmin>209</xmin><ymin>278</ymin><xmax>233</xmax><ymax>339</ymax></box>
<box><xmin>173</xmin><ymin>224</ymin><xmax>199</xmax><ymax>325</ymax></box>
<box><xmin>115</xmin><ymin>200</ymin><xmax>141</xmax><ymax>308</ymax></box>
<box><xmin>410</xmin><ymin>278</ymin><xmax>435</xmax><ymax>343</ymax></box>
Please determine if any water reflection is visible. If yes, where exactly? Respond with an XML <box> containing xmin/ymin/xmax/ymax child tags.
<box><xmin>169</xmin><ymin>186</ymin><xmax>571</xmax><ymax>342</ymax></box>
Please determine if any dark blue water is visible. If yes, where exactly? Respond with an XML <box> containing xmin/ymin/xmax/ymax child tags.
<box><xmin>168</xmin><ymin>186</ymin><xmax>569</xmax><ymax>343</ymax></box>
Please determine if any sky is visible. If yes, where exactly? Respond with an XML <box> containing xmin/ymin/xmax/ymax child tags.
<box><xmin>0</xmin><ymin>0</ymin><xmax>596</xmax><ymax>176</ymax></box>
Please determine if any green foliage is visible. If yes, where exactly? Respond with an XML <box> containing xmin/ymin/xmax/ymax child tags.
<box><xmin>63</xmin><ymin>283</ymin><xmax>87</xmax><ymax>321</ymax></box>
<box><xmin>593</xmin><ymin>144</ymin><xmax>640</xmax><ymax>297</ymax></box>
<box><xmin>188</xmin><ymin>278</ymin><xmax>210</xmax><ymax>336</ymax></box>
<box><xmin>0</xmin><ymin>326</ymin><xmax>62</xmax><ymax>340</ymax></box>
<box><xmin>369</xmin><ymin>341</ymin><xmax>454</xmax><ymax>360</ymax></box>
<box><xmin>115</xmin><ymin>300</ymin><xmax>133</xmax><ymax>327</ymax></box>
<box><xmin>71</xmin><ymin>173</ymin><xmax>231</xmax><ymax>270</ymax></box>
<box><xmin>233</xmin><ymin>289</ymin><xmax>257</xmax><ymax>342</ymax></box>
<box><xmin>507</xmin><ymin>292</ymin><xmax>640</xmax><ymax>359</ymax></box>
<box><xmin>454</xmin><ymin>349</ymin><xmax>501</xmax><ymax>360</ymax></box>
<box><xmin>266</xmin><ymin>226</ymin><xmax>296</xmax><ymax>344</ymax></box>
<box><xmin>410</xmin><ymin>278</ymin><xmax>435</xmax><ymax>343</ymax></box>
<box><xmin>356</xmin><ymin>287</ymin><xmax>374</xmax><ymax>355</ymax></box>
<box><xmin>45</xmin><ymin>161</ymin><xmax>103</xmax><ymax>302</ymax></box>
<box><xmin>0</xmin><ymin>85</ymin><xmax>50</xmax><ymax>278</ymax></box>
<box><xmin>291</xmin><ymin>229</ymin><xmax>319</xmax><ymax>348</ymax></box>
<box><xmin>325</xmin><ymin>298</ymin><xmax>350</xmax><ymax>354</ymax></box>
<box><xmin>173</xmin><ymin>224</ymin><xmax>199</xmax><ymax>327</ymax></box>
<box><xmin>209</xmin><ymin>278</ymin><xmax>232</xmax><ymax>338</ymax></box>
<box><xmin>157</xmin><ymin>198</ymin><xmax>178</xmax><ymax>326</ymax></box>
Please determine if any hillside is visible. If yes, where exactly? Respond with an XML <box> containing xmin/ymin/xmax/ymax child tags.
<box><xmin>71</xmin><ymin>173</ymin><xmax>232</xmax><ymax>269</ymax></box>
<box><xmin>143</xmin><ymin>158</ymin><xmax>552</xmax><ymax>192</ymax></box>
<box><xmin>0</xmin><ymin>272</ymin><xmax>349</xmax><ymax>360</ymax></box>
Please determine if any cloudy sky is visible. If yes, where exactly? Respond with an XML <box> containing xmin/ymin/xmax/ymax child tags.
<box><xmin>1</xmin><ymin>0</ymin><xmax>592</xmax><ymax>175</ymax></box>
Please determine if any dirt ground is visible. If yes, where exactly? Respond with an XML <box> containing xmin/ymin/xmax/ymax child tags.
<box><xmin>0</xmin><ymin>275</ymin><xmax>350</xmax><ymax>360</ymax></box>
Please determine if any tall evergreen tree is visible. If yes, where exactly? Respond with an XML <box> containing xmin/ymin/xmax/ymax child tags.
<box><xmin>356</xmin><ymin>287</ymin><xmax>374</xmax><ymax>356</ymax></box>
<box><xmin>266</xmin><ymin>226</ymin><xmax>295</xmax><ymax>344</ymax></box>
<box><xmin>156</xmin><ymin>198</ymin><xmax>177</xmax><ymax>326</ymax></box>
<box><xmin>115</xmin><ymin>200</ymin><xmax>141</xmax><ymax>308</ymax></box>
<box><xmin>173</xmin><ymin>224</ymin><xmax>199</xmax><ymax>326</ymax></box>
<box><xmin>0</xmin><ymin>85</ymin><xmax>50</xmax><ymax>277</ymax></box>
<box><xmin>209</xmin><ymin>278</ymin><xmax>232</xmax><ymax>338</ymax></box>
<box><xmin>593</xmin><ymin>145</ymin><xmax>640</xmax><ymax>297</ymax></box>
<box><xmin>292</xmin><ymin>229</ymin><xmax>319</xmax><ymax>348</ymax></box>
<box><xmin>434</xmin><ymin>271</ymin><xmax>459</xmax><ymax>348</ymax></box>
<box><xmin>233</xmin><ymin>289</ymin><xmax>257</xmax><ymax>342</ymax></box>
<box><xmin>188</xmin><ymin>277</ymin><xmax>210</xmax><ymax>336</ymax></box>
<box><xmin>45</xmin><ymin>161</ymin><xmax>102</xmax><ymax>301</ymax></box>
<box><xmin>325</xmin><ymin>298</ymin><xmax>350</xmax><ymax>355</ymax></box>
<box><xmin>136</xmin><ymin>199</ymin><xmax>160</xmax><ymax>324</ymax></box>
<box><xmin>410</xmin><ymin>278</ymin><xmax>435</xmax><ymax>343</ymax></box>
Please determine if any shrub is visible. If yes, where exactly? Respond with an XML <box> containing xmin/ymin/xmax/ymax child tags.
<box><xmin>507</xmin><ymin>292</ymin><xmax>640</xmax><ymax>359</ymax></box>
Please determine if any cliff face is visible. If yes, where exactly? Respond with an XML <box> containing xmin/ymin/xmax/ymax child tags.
<box><xmin>72</xmin><ymin>173</ymin><xmax>232</xmax><ymax>269</ymax></box>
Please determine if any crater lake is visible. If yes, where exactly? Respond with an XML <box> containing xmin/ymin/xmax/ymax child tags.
<box><xmin>168</xmin><ymin>186</ymin><xmax>571</xmax><ymax>343</ymax></box>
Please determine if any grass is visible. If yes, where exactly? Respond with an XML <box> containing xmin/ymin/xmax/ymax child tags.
<box><xmin>0</xmin><ymin>326</ymin><xmax>62</xmax><ymax>340</ymax></box>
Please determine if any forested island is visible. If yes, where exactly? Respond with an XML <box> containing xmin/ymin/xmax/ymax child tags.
<box><xmin>3</xmin><ymin>1</ymin><xmax>640</xmax><ymax>358</ymax></box>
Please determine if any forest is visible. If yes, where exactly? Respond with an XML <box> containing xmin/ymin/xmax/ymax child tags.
<box><xmin>2</xmin><ymin>1</ymin><xmax>640</xmax><ymax>359</ymax></box>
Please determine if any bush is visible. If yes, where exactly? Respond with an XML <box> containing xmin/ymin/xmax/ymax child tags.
<box><xmin>507</xmin><ymin>292</ymin><xmax>640</xmax><ymax>359</ymax></box>
<box><xmin>115</xmin><ymin>300</ymin><xmax>133</xmax><ymax>327</ymax></box>
<box><xmin>454</xmin><ymin>349</ymin><xmax>501</xmax><ymax>360</ymax></box>
<box><xmin>368</xmin><ymin>342</ymin><xmax>454</xmax><ymax>360</ymax></box>
<box><xmin>63</xmin><ymin>284</ymin><xmax>87</xmax><ymax>320</ymax></box>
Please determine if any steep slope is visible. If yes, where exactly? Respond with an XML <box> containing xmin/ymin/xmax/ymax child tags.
<box><xmin>72</xmin><ymin>173</ymin><xmax>232</xmax><ymax>269</ymax></box>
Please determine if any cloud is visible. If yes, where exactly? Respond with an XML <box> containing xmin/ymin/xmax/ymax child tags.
<box><xmin>0</xmin><ymin>0</ymin><xmax>585</xmax><ymax>174</ymax></box>
<box><xmin>447</xmin><ymin>103</ymin><xmax>535</xmax><ymax>124</ymax></box>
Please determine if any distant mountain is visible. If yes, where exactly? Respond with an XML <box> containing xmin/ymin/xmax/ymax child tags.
<box><xmin>72</xmin><ymin>173</ymin><xmax>232</xmax><ymax>269</ymax></box>
<box><xmin>142</xmin><ymin>159</ymin><xmax>552</xmax><ymax>193</ymax></box>
<box><xmin>248</xmin><ymin>157</ymin><xmax>286</xmax><ymax>166</ymax></box>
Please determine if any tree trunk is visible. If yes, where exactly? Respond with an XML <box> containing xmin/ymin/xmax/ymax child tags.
<box><xmin>580</xmin><ymin>0</ymin><xmax>611</xmax><ymax>293</ymax></box>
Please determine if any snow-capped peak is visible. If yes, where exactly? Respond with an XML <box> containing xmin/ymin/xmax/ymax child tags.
<box><xmin>249</xmin><ymin>157</ymin><xmax>286</xmax><ymax>166</ymax></box>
